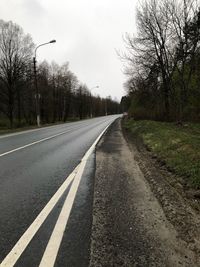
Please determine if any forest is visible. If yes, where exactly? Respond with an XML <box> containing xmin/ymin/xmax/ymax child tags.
<box><xmin>121</xmin><ymin>0</ymin><xmax>200</xmax><ymax>122</ymax></box>
<box><xmin>0</xmin><ymin>20</ymin><xmax>120</xmax><ymax>129</ymax></box>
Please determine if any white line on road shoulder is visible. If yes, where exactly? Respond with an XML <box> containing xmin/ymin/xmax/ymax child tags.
<box><xmin>39</xmin><ymin>161</ymin><xmax>87</xmax><ymax>267</ymax></box>
<box><xmin>0</xmin><ymin>170</ymin><xmax>77</xmax><ymax>267</ymax></box>
<box><xmin>38</xmin><ymin>123</ymin><xmax>111</xmax><ymax>267</ymax></box>
<box><xmin>0</xmin><ymin>119</ymin><xmax>113</xmax><ymax>267</ymax></box>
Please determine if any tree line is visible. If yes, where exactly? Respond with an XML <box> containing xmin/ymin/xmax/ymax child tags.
<box><xmin>0</xmin><ymin>19</ymin><xmax>120</xmax><ymax>128</ymax></box>
<box><xmin>122</xmin><ymin>0</ymin><xmax>200</xmax><ymax>122</ymax></box>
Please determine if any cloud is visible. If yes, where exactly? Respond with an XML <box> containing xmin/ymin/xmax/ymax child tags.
<box><xmin>21</xmin><ymin>0</ymin><xmax>46</xmax><ymax>17</ymax></box>
<box><xmin>0</xmin><ymin>0</ymin><xmax>45</xmax><ymax>19</ymax></box>
<box><xmin>0</xmin><ymin>0</ymin><xmax>137</xmax><ymax>100</ymax></box>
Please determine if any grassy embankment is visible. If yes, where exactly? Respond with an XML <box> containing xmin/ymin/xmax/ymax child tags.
<box><xmin>123</xmin><ymin>119</ymin><xmax>200</xmax><ymax>188</ymax></box>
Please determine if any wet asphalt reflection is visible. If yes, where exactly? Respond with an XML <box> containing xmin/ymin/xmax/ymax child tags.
<box><xmin>0</xmin><ymin>115</ymin><xmax>120</xmax><ymax>266</ymax></box>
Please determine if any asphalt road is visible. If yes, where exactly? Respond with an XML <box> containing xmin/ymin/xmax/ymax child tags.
<box><xmin>0</xmin><ymin>115</ymin><xmax>120</xmax><ymax>267</ymax></box>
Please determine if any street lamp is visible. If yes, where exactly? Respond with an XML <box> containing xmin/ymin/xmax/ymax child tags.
<box><xmin>105</xmin><ymin>96</ymin><xmax>109</xmax><ymax>116</ymax></box>
<box><xmin>90</xmin><ymin>85</ymin><xmax>99</xmax><ymax>91</ymax></box>
<box><xmin>89</xmin><ymin>85</ymin><xmax>99</xmax><ymax>118</ymax></box>
<box><xmin>33</xmin><ymin>40</ymin><xmax>56</xmax><ymax>127</ymax></box>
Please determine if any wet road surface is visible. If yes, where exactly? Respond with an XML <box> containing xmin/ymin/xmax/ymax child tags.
<box><xmin>0</xmin><ymin>115</ymin><xmax>119</xmax><ymax>266</ymax></box>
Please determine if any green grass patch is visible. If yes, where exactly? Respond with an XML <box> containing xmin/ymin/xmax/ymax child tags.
<box><xmin>123</xmin><ymin>119</ymin><xmax>200</xmax><ymax>188</ymax></box>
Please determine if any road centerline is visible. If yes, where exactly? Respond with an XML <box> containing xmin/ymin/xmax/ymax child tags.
<box><xmin>0</xmin><ymin>118</ymin><xmax>111</xmax><ymax>158</ymax></box>
<box><xmin>0</xmin><ymin>129</ymin><xmax>75</xmax><ymax>158</ymax></box>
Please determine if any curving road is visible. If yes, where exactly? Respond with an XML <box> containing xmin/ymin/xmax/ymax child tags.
<box><xmin>0</xmin><ymin>115</ymin><xmax>120</xmax><ymax>267</ymax></box>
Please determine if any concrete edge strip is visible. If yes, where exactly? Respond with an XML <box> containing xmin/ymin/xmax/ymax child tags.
<box><xmin>0</xmin><ymin>120</ymin><xmax>112</xmax><ymax>267</ymax></box>
<box><xmin>38</xmin><ymin>122</ymin><xmax>111</xmax><ymax>267</ymax></box>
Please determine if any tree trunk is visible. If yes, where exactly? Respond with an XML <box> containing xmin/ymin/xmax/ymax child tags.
<box><xmin>8</xmin><ymin>85</ymin><xmax>14</xmax><ymax>128</ymax></box>
<box><xmin>17</xmin><ymin>88</ymin><xmax>21</xmax><ymax>126</ymax></box>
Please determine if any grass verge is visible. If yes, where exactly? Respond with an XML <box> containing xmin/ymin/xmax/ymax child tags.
<box><xmin>123</xmin><ymin>119</ymin><xmax>200</xmax><ymax>188</ymax></box>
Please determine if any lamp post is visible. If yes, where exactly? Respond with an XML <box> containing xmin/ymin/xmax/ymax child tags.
<box><xmin>105</xmin><ymin>97</ymin><xmax>108</xmax><ymax>116</ymax></box>
<box><xmin>89</xmin><ymin>85</ymin><xmax>99</xmax><ymax>118</ymax></box>
<box><xmin>33</xmin><ymin>40</ymin><xmax>56</xmax><ymax>127</ymax></box>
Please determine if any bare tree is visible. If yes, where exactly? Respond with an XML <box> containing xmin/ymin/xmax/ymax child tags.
<box><xmin>49</xmin><ymin>61</ymin><xmax>59</xmax><ymax>122</ymax></box>
<box><xmin>124</xmin><ymin>0</ymin><xmax>175</xmax><ymax>119</ymax></box>
<box><xmin>0</xmin><ymin>20</ymin><xmax>120</xmax><ymax>127</ymax></box>
<box><xmin>168</xmin><ymin>0</ymin><xmax>200</xmax><ymax>118</ymax></box>
<box><xmin>0</xmin><ymin>20</ymin><xmax>34</xmax><ymax>127</ymax></box>
<box><xmin>123</xmin><ymin>0</ymin><xmax>200</xmax><ymax>120</ymax></box>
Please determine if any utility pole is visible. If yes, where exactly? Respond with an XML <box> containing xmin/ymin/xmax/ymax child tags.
<box><xmin>33</xmin><ymin>40</ymin><xmax>56</xmax><ymax>127</ymax></box>
<box><xmin>89</xmin><ymin>85</ymin><xmax>99</xmax><ymax>118</ymax></box>
<box><xmin>105</xmin><ymin>98</ymin><xmax>108</xmax><ymax>116</ymax></box>
<box><xmin>33</xmin><ymin>56</ymin><xmax>40</xmax><ymax>127</ymax></box>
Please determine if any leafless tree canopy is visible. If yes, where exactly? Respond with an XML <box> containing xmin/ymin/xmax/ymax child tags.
<box><xmin>0</xmin><ymin>19</ymin><xmax>120</xmax><ymax>128</ymax></box>
<box><xmin>123</xmin><ymin>0</ymin><xmax>200</xmax><ymax>121</ymax></box>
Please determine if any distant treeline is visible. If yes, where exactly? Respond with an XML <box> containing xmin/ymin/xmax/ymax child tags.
<box><xmin>0</xmin><ymin>20</ymin><xmax>120</xmax><ymax>128</ymax></box>
<box><xmin>122</xmin><ymin>0</ymin><xmax>200</xmax><ymax>122</ymax></box>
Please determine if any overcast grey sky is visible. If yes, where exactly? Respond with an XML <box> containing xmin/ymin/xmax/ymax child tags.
<box><xmin>0</xmin><ymin>0</ymin><xmax>137</xmax><ymax>100</ymax></box>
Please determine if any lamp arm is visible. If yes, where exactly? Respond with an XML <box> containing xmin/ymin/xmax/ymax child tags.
<box><xmin>34</xmin><ymin>42</ymin><xmax>52</xmax><ymax>58</ymax></box>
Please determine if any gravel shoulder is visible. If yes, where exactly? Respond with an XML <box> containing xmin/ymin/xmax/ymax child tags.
<box><xmin>89</xmin><ymin>119</ymin><xmax>200</xmax><ymax>267</ymax></box>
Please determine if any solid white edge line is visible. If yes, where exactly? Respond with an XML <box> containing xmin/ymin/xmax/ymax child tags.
<box><xmin>38</xmin><ymin>122</ymin><xmax>111</xmax><ymax>267</ymax></box>
<box><xmin>39</xmin><ymin>161</ymin><xmax>87</xmax><ymax>267</ymax></box>
<box><xmin>0</xmin><ymin>118</ymin><xmax>114</xmax><ymax>267</ymax></box>
<box><xmin>0</xmin><ymin>170</ymin><xmax>77</xmax><ymax>267</ymax></box>
<box><xmin>0</xmin><ymin>129</ymin><xmax>73</xmax><ymax>158</ymax></box>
